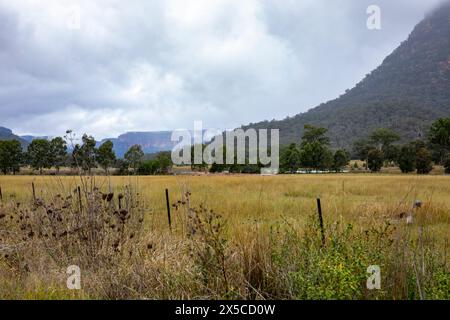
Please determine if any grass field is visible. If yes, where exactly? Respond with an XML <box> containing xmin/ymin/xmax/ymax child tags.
<box><xmin>0</xmin><ymin>174</ymin><xmax>449</xmax><ymax>299</ymax></box>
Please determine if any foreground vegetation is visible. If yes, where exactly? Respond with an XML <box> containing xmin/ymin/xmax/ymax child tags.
<box><xmin>0</xmin><ymin>174</ymin><xmax>448</xmax><ymax>300</ymax></box>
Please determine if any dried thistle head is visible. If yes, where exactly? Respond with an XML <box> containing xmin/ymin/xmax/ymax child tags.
<box><xmin>106</xmin><ymin>193</ymin><xmax>114</xmax><ymax>202</ymax></box>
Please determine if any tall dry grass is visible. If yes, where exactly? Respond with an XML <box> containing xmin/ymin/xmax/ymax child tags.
<box><xmin>0</xmin><ymin>174</ymin><xmax>449</xmax><ymax>299</ymax></box>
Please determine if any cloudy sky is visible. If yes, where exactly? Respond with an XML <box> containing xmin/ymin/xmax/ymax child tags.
<box><xmin>0</xmin><ymin>0</ymin><xmax>445</xmax><ymax>138</ymax></box>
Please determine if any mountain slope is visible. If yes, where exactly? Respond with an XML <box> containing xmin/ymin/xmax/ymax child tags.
<box><xmin>244</xmin><ymin>2</ymin><xmax>450</xmax><ymax>149</ymax></box>
<box><xmin>0</xmin><ymin>126</ymin><xmax>29</xmax><ymax>148</ymax></box>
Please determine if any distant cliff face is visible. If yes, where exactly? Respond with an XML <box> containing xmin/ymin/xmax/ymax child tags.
<box><xmin>100</xmin><ymin>131</ymin><xmax>178</xmax><ymax>158</ymax></box>
<box><xmin>244</xmin><ymin>1</ymin><xmax>450</xmax><ymax>149</ymax></box>
<box><xmin>0</xmin><ymin>126</ymin><xmax>29</xmax><ymax>148</ymax></box>
<box><xmin>20</xmin><ymin>135</ymin><xmax>49</xmax><ymax>143</ymax></box>
<box><xmin>0</xmin><ymin>126</ymin><xmax>195</xmax><ymax>157</ymax></box>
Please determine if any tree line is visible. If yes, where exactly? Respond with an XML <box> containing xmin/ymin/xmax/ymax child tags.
<box><xmin>202</xmin><ymin>117</ymin><xmax>450</xmax><ymax>174</ymax></box>
<box><xmin>353</xmin><ymin>117</ymin><xmax>450</xmax><ymax>174</ymax></box>
<box><xmin>279</xmin><ymin>124</ymin><xmax>350</xmax><ymax>173</ymax></box>
<box><xmin>1</xmin><ymin>117</ymin><xmax>450</xmax><ymax>175</ymax></box>
<box><xmin>0</xmin><ymin>131</ymin><xmax>172</xmax><ymax>175</ymax></box>
<box><xmin>188</xmin><ymin>124</ymin><xmax>350</xmax><ymax>174</ymax></box>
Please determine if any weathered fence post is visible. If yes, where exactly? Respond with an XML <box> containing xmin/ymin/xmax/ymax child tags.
<box><xmin>77</xmin><ymin>186</ymin><xmax>83</xmax><ymax>213</ymax></box>
<box><xmin>316</xmin><ymin>198</ymin><xmax>325</xmax><ymax>245</ymax></box>
<box><xmin>165</xmin><ymin>188</ymin><xmax>172</xmax><ymax>231</ymax></box>
<box><xmin>32</xmin><ymin>182</ymin><xmax>36</xmax><ymax>204</ymax></box>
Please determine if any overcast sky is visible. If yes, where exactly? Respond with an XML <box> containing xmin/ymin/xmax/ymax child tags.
<box><xmin>0</xmin><ymin>0</ymin><xmax>445</xmax><ymax>138</ymax></box>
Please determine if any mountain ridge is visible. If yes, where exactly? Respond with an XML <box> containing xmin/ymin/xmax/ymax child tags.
<box><xmin>100</xmin><ymin>131</ymin><xmax>178</xmax><ymax>158</ymax></box>
<box><xmin>0</xmin><ymin>126</ymin><xmax>29</xmax><ymax>148</ymax></box>
<box><xmin>242</xmin><ymin>1</ymin><xmax>450</xmax><ymax>149</ymax></box>
<box><xmin>0</xmin><ymin>126</ymin><xmax>177</xmax><ymax>157</ymax></box>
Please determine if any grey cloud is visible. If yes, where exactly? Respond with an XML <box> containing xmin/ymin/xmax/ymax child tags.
<box><xmin>0</xmin><ymin>0</ymin><xmax>445</xmax><ymax>139</ymax></box>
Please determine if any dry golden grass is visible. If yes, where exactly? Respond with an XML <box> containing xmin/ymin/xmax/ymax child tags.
<box><xmin>0</xmin><ymin>174</ymin><xmax>449</xmax><ymax>300</ymax></box>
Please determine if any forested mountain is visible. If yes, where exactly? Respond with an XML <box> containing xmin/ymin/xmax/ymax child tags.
<box><xmin>243</xmin><ymin>2</ymin><xmax>450</xmax><ymax>149</ymax></box>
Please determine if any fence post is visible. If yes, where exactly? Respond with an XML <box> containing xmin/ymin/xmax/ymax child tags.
<box><xmin>77</xmin><ymin>186</ymin><xmax>83</xmax><ymax>213</ymax></box>
<box><xmin>316</xmin><ymin>198</ymin><xmax>325</xmax><ymax>245</ymax></box>
<box><xmin>32</xmin><ymin>182</ymin><xmax>36</xmax><ymax>204</ymax></box>
<box><xmin>165</xmin><ymin>188</ymin><xmax>172</xmax><ymax>231</ymax></box>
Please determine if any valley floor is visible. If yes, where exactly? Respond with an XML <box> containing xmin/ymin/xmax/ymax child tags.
<box><xmin>0</xmin><ymin>174</ymin><xmax>449</xmax><ymax>299</ymax></box>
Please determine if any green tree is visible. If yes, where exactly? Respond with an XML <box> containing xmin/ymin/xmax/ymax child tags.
<box><xmin>96</xmin><ymin>140</ymin><xmax>116</xmax><ymax>174</ymax></box>
<box><xmin>0</xmin><ymin>140</ymin><xmax>22</xmax><ymax>174</ymax></box>
<box><xmin>50</xmin><ymin>137</ymin><xmax>67</xmax><ymax>172</ymax></box>
<box><xmin>333</xmin><ymin>149</ymin><xmax>350</xmax><ymax>172</ymax></box>
<box><xmin>73</xmin><ymin>134</ymin><xmax>97</xmax><ymax>174</ymax></box>
<box><xmin>397</xmin><ymin>144</ymin><xmax>416</xmax><ymax>173</ymax></box>
<box><xmin>116</xmin><ymin>159</ymin><xmax>130</xmax><ymax>175</ymax></box>
<box><xmin>429</xmin><ymin>118</ymin><xmax>450</xmax><ymax>164</ymax></box>
<box><xmin>416</xmin><ymin>147</ymin><xmax>433</xmax><ymax>174</ymax></box>
<box><xmin>137</xmin><ymin>160</ymin><xmax>159</xmax><ymax>175</ymax></box>
<box><xmin>27</xmin><ymin>139</ymin><xmax>51</xmax><ymax>174</ymax></box>
<box><xmin>320</xmin><ymin>148</ymin><xmax>334</xmax><ymax>171</ymax></box>
<box><xmin>353</xmin><ymin>138</ymin><xmax>375</xmax><ymax>169</ymax></box>
<box><xmin>383</xmin><ymin>144</ymin><xmax>400</xmax><ymax>165</ymax></box>
<box><xmin>124</xmin><ymin>144</ymin><xmax>144</xmax><ymax>174</ymax></box>
<box><xmin>301</xmin><ymin>124</ymin><xmax>330</xmax><ymax>147</ymax></box>
<box><xmin>300</xmin><ymin>142</ymin><xmax>333</xmax><ymax>171</ymax></box>
<box><xmin>155</xmin><ymin>151</ymin><xmax>173</xmax><ymax>174</ymax></box>
<box><xmin>370</xmin><ymin>128</ymin><xmax>400</xmax><ymax>152</ymax></box>
<box><xmin>353</xmin><ymin>139</ymin><xmax>372</xmax><ymax>161</ymax></box>
<box><xmin>280</xmin><ymin>143</ymin><xmax>301</xmax><ymax>173</ymax></box>
<box><xmin>299</xmin><ymin>125</ymin><xmax>333</xmax><ymax>171</ymax></box>
<box><xmin>367</xmin><ymin>149</ymin><xmax>384</xmax><ymax>172</ymax></box>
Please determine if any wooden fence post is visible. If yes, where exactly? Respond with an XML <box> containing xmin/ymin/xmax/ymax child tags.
<box><xmin>77</xmin><ymin>186</ymin><xmax>83</xmax><ymax>213</ymax></box>
<box><xmin>32</xmin><ymin>182</ymin><xmax>36</xmax><ymax>204</ymax></box>
<box><xmin>165</xmin><ymin>188</ymin><xmax>172</xmax><ymax>231</ymax></box>
<box><xmin>316</xmin><ymin>198</ymin><xmax>325</xmax><ymax>245</ymax></box>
